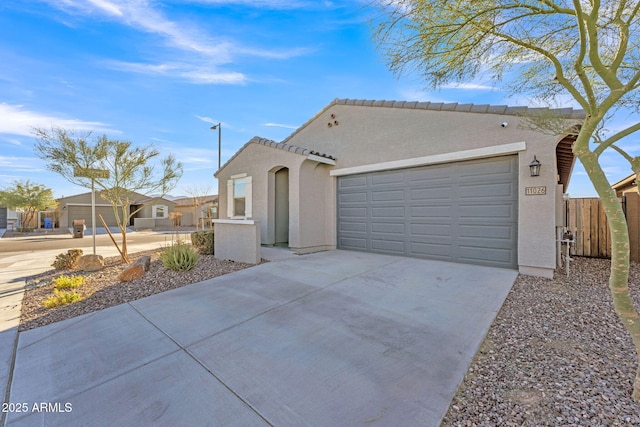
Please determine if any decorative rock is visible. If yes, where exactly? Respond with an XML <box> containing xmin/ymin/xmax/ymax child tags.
<box><xmin>77</xmin><ymin>254</ymin><xmax>104</xmax><ymax>272</ymax></box>
<box><xmin>118</xmin><ymin>263</ymin><xmax>144</xmax><ymax>282</ymax></box>
<box><xmin>135</xmin><ymin>255</ymin><xmax>151</xmax><ymax>272</ymax></box>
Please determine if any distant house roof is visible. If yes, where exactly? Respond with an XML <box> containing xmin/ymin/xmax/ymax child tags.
<box><xmin>57</xmin><ymin>190</ymin><xmax>175</xmax><ymax>205</ymax></box>
<box><xmin>215</xmin><ymin>136</ymin><xmax>336</xmax><ymax>177</ymax></box>
<box><xmin>612</xmin><ymin>173</ymin><xmax>637</xmax><ymax>196</ymax></box>
<box><xmin>173</xmin><ymin>195</ymin><xmax>219</xmax><ymax>207</ymax></box>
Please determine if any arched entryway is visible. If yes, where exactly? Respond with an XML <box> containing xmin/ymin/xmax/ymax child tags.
<box><xmin>274</xmin><ymin>167</ymin><xmax>289</xmax><ymax>245</ymax></box>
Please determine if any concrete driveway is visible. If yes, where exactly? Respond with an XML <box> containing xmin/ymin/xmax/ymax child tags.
<box><xmin>4</xmin><ymin>250</ymin><xmax>517</xmax><ymax>426</ymax></box>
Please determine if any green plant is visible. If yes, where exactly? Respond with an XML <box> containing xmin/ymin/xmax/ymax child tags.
<box><xmin>53</xmin><ymin>275</ymin><xmax>84</xmax><ymax>289</ymax></box>
<box><xmin>160</xmin><ymin>240</ymin><xmax>200</xmax><ymax>271</ymax></box>
<box><xmin>190</xmin><ymin>230</ymin><xmax>214</xmax><ymax>255</ymax></box>
<box><xmin>52</xmin><ymin>249</ymin><xmax>83</xmax><ymax>270</ymax></box>
<box><xmin>43</xmin><ymin>289</ymin><xmax>82</xmax><ymax>308</ymax></box>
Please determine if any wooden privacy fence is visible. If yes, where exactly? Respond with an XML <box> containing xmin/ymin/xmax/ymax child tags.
<box><xmin>565</xmin><ymin>192</ymin><xmax>640</xmax><ymax>261</ymax></box>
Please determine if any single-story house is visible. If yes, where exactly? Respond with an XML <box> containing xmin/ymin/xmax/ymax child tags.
<box><xmin>612</xmin><ymin>173</ymin><xmax>638</xmax><ymax>197</ymax></box>
<box><xmin>57</xmin><ymin>191</ymin><xmax>176</xmax><ymax>228</ymax></box>
<box><xmin>0</xmin><ymin>207</ymin><xmax>19</xmax><ymax>229</ymax></box>
<box><xmin>173</xmin><ymin>195</ymin><xmax>219</xmax><ymax>227</ymax></box>
<box><xmin>215</xmin><ymin>98</ymin><xmax>583</xmax><ymax>278</ymax></box>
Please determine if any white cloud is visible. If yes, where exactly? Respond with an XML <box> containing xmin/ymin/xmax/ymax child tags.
<box><xmin>179</xmin><ymin>0</ymin><xmax>314</xmax><ymax>9</ymax></box>
<box><xmin>264</xmin><ymin>122</ymin><xmax>298</xmax><ymax>129</ymax></box>
<box><xmin>0</xmin><ymin>156</ymin><xmax>45</xmax><ymax>173</ymax></box>
<box><xmin>104</xmin><ymin>61</ymin><xmax>247</xmax><ymax>85</ymax></box>
<box><xmin>1</xmin><ymin>137</ymin><xmax>22</xmax><ymax>146</ymax></box>
<box><xmin>196</xmin><ymin>115</ymin><xmax>222</xmax><ymax>125</ymax></box>
<box><xmin>398</xmin><ymin>89</ymin><xmax>450</xmax><ymax>103</ymax></box>
<box><xmin>43</xmin><ymin>0</ymin><xmax>310</xmax><ymax>69</ymax></box>
<box><xmin>441</xmin><ymin>82</ymin><xmax>497</xmax><ymax>90</ymax></box>
<box><xmin>0</xmin><ymin>103</ymin><xmax>114</xmax><ymax>137</ymax></box>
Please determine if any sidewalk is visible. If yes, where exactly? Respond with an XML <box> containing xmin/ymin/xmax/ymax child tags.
<box><xmin>0</xmin><ymin>234</ymin><xmax>174</xmax><ymax>427</ymax></box>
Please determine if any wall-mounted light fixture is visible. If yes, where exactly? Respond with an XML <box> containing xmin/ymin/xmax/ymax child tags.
<box><xmin>529</xmin><ymin>155</ymin><xmax>541</xmax><ymax>177</ymax></box>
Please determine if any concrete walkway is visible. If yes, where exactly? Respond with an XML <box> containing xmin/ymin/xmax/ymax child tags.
<box><xmin>0</xmin><ymin>231</ymin><xmax>177</xmax><ymax>427</ymax></box>
<box><xmin>4</xmin><ymin>250</ymin><xmax>517</xmax><ymax>426</ymax></box>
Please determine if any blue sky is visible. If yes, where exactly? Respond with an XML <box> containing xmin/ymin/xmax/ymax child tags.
<box><xmin>0</xmin><ymin>0</ymin><xmax>636</xmax><ymax>199</ymax></box>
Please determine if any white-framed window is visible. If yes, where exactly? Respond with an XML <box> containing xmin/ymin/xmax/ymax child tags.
<box><xmin>152</xmin><ymin>205</ymin><xmax>168</xmax><ymax>219</ymax></box>
<box><xmin>227</xmin><ymin>174</ymin><xmax>252</xmax><ymax>218</ymax></box>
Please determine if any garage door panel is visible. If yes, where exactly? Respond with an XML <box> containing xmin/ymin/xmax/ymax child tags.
<box><xmin>372</xmin><ymin>206</ymin><xmax>405</xmax><ymax>218</ymax></box>
<box><xmin>459</xmin><ymin>247</ymin><xmax>512</xmax><ymax>264</ymax></box>
<box><xmin>371</xmin><ymin>239</ymin><xmax>405</xmax><ymax>254</ymax></box>
<box><xmin>371</xmin><ymin>189</ymin><xmax>405</xmax><ymax>202</ymax></box>
<box><xmin>372</xmin><ymin>222</ymin><xmax>404</xmax><ymax>234</ymax></box>
<box><xmin>339</xmin><ymin>222</ymin><xmax>367</xmax><ymax>233</ymax></box>
<box><xmin>459</xmin><ymin>224</ymin><xmax>514</xmax><ymax>239</ymax></box>
<box><xmin>338</xmin><ymin>175</ymin><xmax>368</xmax><ymax>189</ymax></box>
<box><xmin>458</xmin><ymin>204</ymin><xmax>514</xmax><ymax>219</ymax></box>
<box><xmin>0</xmin><ymin>208</ymin><xmax>6</xmax><ymax>228</ymax></box>
<box><xmin>410</xmin><ymin>223</ymin><xmax>451</xmax><ymax>237</ymax></box>
<box><xmin>408</xmin><ymin>164</ymin><xmax>451</xmax><ymax>182</ymax></box>
<box><xmin>409</xmin><ymin>241</ymin><xmax>451</xmax><ymax>258</ymax></box>
<box><xmin>339</xmin><ymin>237</ymin><xmax>368</xmax><ymax>249</ymax></box>
<box><xmin>457</xmin><ymin>157</ymin><xmax>514</xmax><ymax>177</ymax></box>
<box><xmin>339</xmin><ymin>207</ymin><xmax>367</xmax><ymax>218</ymax></box>
<box><xmin>67</xmin><ymin>206</ymin><xmax>119</xmax><ymax>228</ymax></box>
<box><xmin>459</xmin><ymin>182</ymin><xmax>514</xmax><ymax>198</ymax></box>
<box><xmin>411</xmin><ymin>205</ymin><xmax>452</xmax><ymax>218</ymax></box>
<box><xmin>371</xmin><ymin>171</ymin><xmax>406</xmax><ymax>185</ymax></box>
<box><xmin>410</xmin><ymin>186</ymin><xmax>452</xmax><ymax>200</ymax></box>
<box><xmin>337</xmin><ymin>156</ymin><xmax>518</xmax><ymax>269</ymax></box>
<box><xmin>339</xmin><ymin>192</ymin><xmax>367</xmax><ymax>203</ymax></box>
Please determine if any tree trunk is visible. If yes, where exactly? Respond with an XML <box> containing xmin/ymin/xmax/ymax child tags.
<box><xmin>580</xmin><ymin>151</ymin><xmax>640</xmax><ymax>401</ymax></box>
<box><xmin>120</xmin><ymin>225</ymin><xmax>129</xmax><ymax>263</ymax></box>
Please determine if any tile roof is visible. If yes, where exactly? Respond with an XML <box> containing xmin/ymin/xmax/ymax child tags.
<box><xmin>279</xmin><ymin>98</ymin><xmax>585</xmax><ymax>147</ymax></box>
<box><xmin>331</xmin><ymin>98</ymin><xmax>585</xmax><ymax>118</ymax></box>
<box><xmin>214</xmin><ymin>136</ymin><xmax>336</xmax><ymax>177</ymax></box>
<box><xmin>216</xmin><ymin>98</ymin><xmax>585</xmax><ymax>176</ymax></box>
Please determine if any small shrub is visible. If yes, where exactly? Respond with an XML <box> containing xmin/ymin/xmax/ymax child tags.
<box><xmin>53</xmin><ymin>275</ymin><xmax>84</xmax><ymax>289</ymax></box>
<box><xmin>43</xmin><ymin>289</ymin><xmax>82</xmax><ymax>308</ymax></box>
<box><xmin>160</xmin><ymin>240</ymin><xmax>200</xmax><ymax>271</ymax></box>
<box><xmin>190</xmin><ymin>230</ymin><xmax>214</xmax><ymax>255</ymax></box>
<box><xmin>52</xmin><ymin>249</ymin><xmax>83</xmax><ymax>270</ymax></box>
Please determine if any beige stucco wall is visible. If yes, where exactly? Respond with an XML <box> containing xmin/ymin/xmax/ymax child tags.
<box><xmin>218</xmin><ymin>103</ymin><xmax>576</xmax><ymax>276</ymax></box>
<box><xmin>213</xmin><ymin>219</ymin><xmax>261</xmax><ymax>264</ymax></box>
<box><xmin>216</xmin><ymin>146</ymin><xmax>335</xmax><ymax>254</ymax></box>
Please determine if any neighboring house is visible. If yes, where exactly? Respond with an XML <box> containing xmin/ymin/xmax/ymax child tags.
<box><xmin>57</xmin><ymin>191</ymin><xmax>176</xmax><ymax>228</ymax></box>
<box><xmin>0</xmin><ymin>207</ymin><xmax>21</xmax><ymax>230</ymax></box>
<box><xmin>612</xmin><ymin>174</ymin><xmax>637</xmax><ymax>197</ymax></box>
<box><xmin>173</xmin><ymin>195</ymin><xmax>219</xmax><ymax>227</ymax></box>
<box><xmin>215</xmin><ymin>98</ymin><xmax>584</xmax><ymax>278</ymax></box>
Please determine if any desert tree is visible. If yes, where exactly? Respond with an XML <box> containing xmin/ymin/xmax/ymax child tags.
<box><xmin>33</xmin><ymin>127</ymin><xmax>183</xmax><ymax>262</ymax></box>
<box><xmin>373</xmin><ymin>0</ymin><xmax>640</xmax><ymax>399</ymax></box>
<box><xmin>184</xmin><ymin>184</ymin><xmax>213</xmax><ymax>230</ymax></box>
<box><xmin>0</xmin><ymin>180</ymin><xmax>57</xmax><ymax>232</ymax></box>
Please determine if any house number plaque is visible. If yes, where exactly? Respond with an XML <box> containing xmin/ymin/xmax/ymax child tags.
<box><xmin>525</xmin><ymin>186</ymin><xmax>546</xmax><ymax>195</ymax></box>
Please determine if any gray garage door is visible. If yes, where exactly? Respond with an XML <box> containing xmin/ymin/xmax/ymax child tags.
<box><xmin>67</xmin><ymin>206</ymin><xmax>119</xmax><ymax>228</ymax></box>
<box><xmin>0</xmin><ymin>207</ymin><xmax>7</xmax><ymax>228</ymax></box>
<box><xmin>337</xmin><ymin>156</ymin><xmax>518</xmax><ymax>269</ymax></box>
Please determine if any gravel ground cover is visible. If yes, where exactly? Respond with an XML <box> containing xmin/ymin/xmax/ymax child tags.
<box><xmin>442</xmin><ymin>257</ymin><xmax>640</xmax><ymax>426</ymax></box>
<box><xmin>20</xmin><ymin>250</ymin><xmax>253</xmax><ymax>331</ymax></box>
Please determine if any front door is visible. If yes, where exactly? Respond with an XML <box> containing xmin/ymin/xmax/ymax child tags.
<box><xmin>275</xmin><ymin>168</ymin><xmax>289</xmax><ymax>245</ymax></box>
